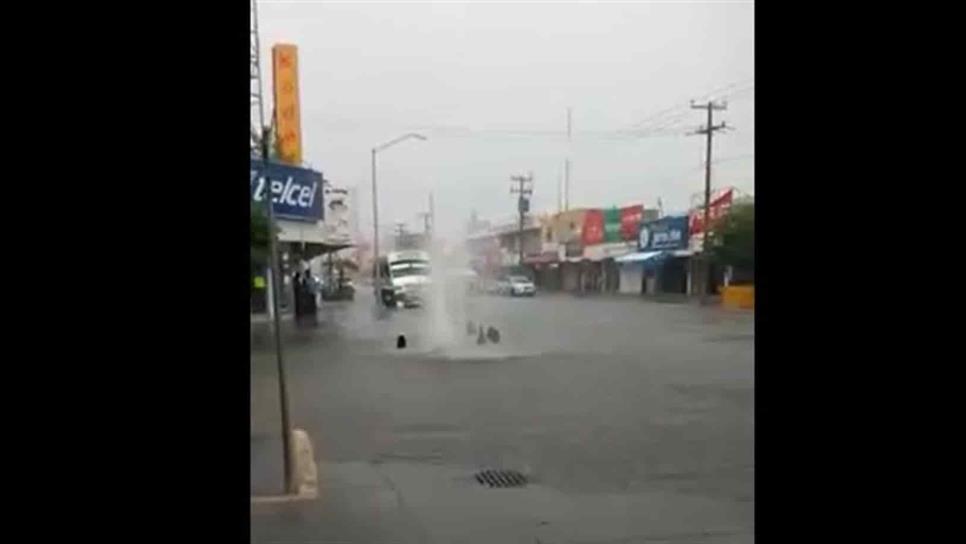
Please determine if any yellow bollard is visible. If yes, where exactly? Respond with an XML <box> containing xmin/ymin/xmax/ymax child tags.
<box><xmin>722</xmin><ymin>285</ymin><xmax>754</xmax><ymax>309</ymax></box>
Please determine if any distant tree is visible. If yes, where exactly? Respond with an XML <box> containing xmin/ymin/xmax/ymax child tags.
<box><xmin>708</xmin><ymin>201</ymin><xmax>754</xmax><ymax>283</ymax></box>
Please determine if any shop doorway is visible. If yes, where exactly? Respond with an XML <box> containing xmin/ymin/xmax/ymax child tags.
<box><xmin>660</xmin><ymin>257</ymin><xmax>688</xmax><ymax>294</ymax></box>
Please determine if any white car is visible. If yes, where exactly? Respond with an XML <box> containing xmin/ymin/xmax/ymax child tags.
<box><xmin>505</xmin><ymin>275</ymin><xmax>536</xmax><ymax>297</ymax></box>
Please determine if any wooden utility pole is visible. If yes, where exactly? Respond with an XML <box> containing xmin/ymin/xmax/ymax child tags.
<box><xmin>690</xmin><ymin>99</ymin><xmax>728</xmax><ymax>303</ymax></box>
<box><xmin>510</xmin><ymin>173</ymin><xmax>534</xmax><ymax>267</ymax></box>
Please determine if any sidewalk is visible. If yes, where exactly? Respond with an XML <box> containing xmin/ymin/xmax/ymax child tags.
<box><xmin>251</xmin><ymin>462</ymin><xmax>433</xmax><ymax>544</ymax></box>
<box><xmin>251</xmin><ymin>312</ymin><xmax>294</xmax><ymax>325</ymax></box>
<box><xmin>538</xmin><ymin>290</ymin><xmax>721</xmax><ymax>305</ymax></box>
<box><xmin>251</xmin><ymin>460</ymin><xmax>753</xmax><ymax>544</ymax></box>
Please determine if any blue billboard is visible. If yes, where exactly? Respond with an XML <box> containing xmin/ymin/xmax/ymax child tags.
<box><xmin>250</xmin><ymin>159</ymin><xmax>324</xmax><ymax>223</ymax></box>
<box><xmin>638</xmin><ymin>215</ymin><xmax>689</xmax><ymax>251</ymax></box>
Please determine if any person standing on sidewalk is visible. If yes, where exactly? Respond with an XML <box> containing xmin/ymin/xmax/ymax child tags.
<box><xmin>293</xmin><ymin>271</ymin><xmax>304</xmax><ymax>325</ymax></box>
<box><xmin>303</xmin><ymin>270</ymin><xmax>318</xmax><ymax>326</ymax></box>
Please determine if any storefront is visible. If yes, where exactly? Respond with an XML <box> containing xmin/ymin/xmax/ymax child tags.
<box><xmin>560</xmin><ymin>240</ymin><xmax>583</xmax><ymax>291</ymax></box>
<box><xmin>618</xmin><ymin>259</ymin><xmax>644</xmax><ymax>294</ymax></box>
<box><xmin>251</xmin><ymin>159</ymin><xmax>326</xmax><ymax>315</ymax></box>
<box><xmin>688</xmin><ymin>188</ymin><xmax>733</xmax><ymax>296</ymax></box>
<box><xmin>615</xmin><ymin>215</ymin><xmax>690</xmax><ymax>296</ymax></box>
<box><xmin>583</xmin><ymin>241</ymin><xmax>636</xmax><ymax>293</ymax></box>
<box><xmin>524</xmin><ymin>251</ymin><xmax>561</xmax><ymax>290</ymax></box>
<box><xmin>615</xmin><ymin>251</ymin><xmax>664</xmax><ymax>295</ymax></box>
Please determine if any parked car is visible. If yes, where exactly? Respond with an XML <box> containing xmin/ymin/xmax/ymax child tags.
<box><xmin>493</xmin><ymin>277</ymin><xmax>512</xmax><ymax>296</ymax></box>
<box><xmin>505</xmin><ymin>275</ymin><xmax>536</xmax><ymax>297</ymax></box>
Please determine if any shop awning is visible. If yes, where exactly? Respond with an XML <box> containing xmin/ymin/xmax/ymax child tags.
<box><xmin>523</xmin><ymin>251</ymin><xmax>559</xmax><ymax>265</ymax></box>
<box><xmin>615</xmin><ymin>250</ymin><xmax>664</xmax><ymax>263</ymax></box>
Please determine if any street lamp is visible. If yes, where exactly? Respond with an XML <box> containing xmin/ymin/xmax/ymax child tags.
<box><xmin>371</xmin><ymin>133</ymin><xmax>427</xmax><ymax>302</ymax></box>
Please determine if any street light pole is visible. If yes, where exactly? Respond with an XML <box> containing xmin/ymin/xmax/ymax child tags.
<box><xmin>261</xmin><ymin>127</ymin><xmax>295</xmax><ymax>495</ymax></box>
<box><xmin>371</xmin><ymin>148</ymin><xmax>379</xmax><ymax>299</ymax></box>
<box><xmin>370</xmin><ymin>133</ymin><xmax>427</xmax><ymax>304</ymax></box>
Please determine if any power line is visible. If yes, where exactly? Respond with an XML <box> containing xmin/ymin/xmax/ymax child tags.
<box><xmin>621</xmin><ymin>78</ymin><xmax>753</xmax><ymax>132</ymax></box>
<box><xmin>292</xmin><ymin>78</ymin><xmax>754</xmax><ymax>144</ymax></box>
<box><xmin>720</xmin><ymin>86</ymin><xmax>755</xmax><ymax>103</ymax></box>
<box><xmin>710</xmin><ymin>153</ymin><xmax>754</xmax><ymax>165</ymax></box>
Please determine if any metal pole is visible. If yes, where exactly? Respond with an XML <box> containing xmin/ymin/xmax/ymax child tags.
<box><xmin>262</xmin><ymin>128</ymin><xmax>295</xmax><ymax>495</ymax></box>
<box><xmin>369</xmin><ymin>133</ymin><xmax>426</xmax><ymax>302</ymax></box>
<box><xmin>371</xmin><ymin>148</ymin><xmax>379</xmax><ymax>300</ymax></box>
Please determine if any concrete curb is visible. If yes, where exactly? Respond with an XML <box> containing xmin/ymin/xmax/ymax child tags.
<box><xmin>293</xmin><ymin>428</ymin><xmax>319</xmax><ymax>498</ymax></box>
<box><xmin>251</xmin><ymin>428</ymin><xmax>318</xmax><ymax>503</ymax></box>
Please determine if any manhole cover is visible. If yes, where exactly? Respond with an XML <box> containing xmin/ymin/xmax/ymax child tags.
<box><xmin>473</xmin><ymin>469</ymin><xmax>528</xmax><ymax>488</ymax></box>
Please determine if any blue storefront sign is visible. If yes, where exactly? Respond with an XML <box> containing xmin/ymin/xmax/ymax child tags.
<box><xmin>250</xmin><ymin>159</ymin><xmax>324</xmax><ymax>222</ymax></box>
<box><xmin>638</xmin><ymin>215</ymin><xmax>689</xmax><ymax>251</ymax></box>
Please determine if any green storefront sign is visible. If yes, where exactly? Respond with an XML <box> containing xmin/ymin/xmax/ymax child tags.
<box><xmin>604</xmin><ymin>207</ymin><xmax>622</xmax><ymax>243</ymax></box>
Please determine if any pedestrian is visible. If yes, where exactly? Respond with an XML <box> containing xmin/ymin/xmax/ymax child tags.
<box><xmin>303</xmin><ymin>269</ymin><xmax>318</xmax><ymax>326</ymax></box>
<box><xmin>293</xmin><ymin>271</ymin><xmax>304</xmax><ymax>325</ymax></box>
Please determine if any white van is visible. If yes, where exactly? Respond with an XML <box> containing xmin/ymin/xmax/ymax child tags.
<box><xmin>379</xmin><ymin>250</ymin><xmax>431</xmax><ymax>308</ymax></box>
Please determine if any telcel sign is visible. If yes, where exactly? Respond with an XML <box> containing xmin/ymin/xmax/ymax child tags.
<box><xmin>251</xmin><ymin>159</ymin><xmax>324</xmax><ymax>223</ymax></box>
<box><xmin>638</xmin><ymin>215</ymin><xmax>689</xmax><ymax>251</ymax></box>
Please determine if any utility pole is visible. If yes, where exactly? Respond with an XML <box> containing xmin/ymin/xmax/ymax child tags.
<box><xmin>393</xmin><ymin>222</ymin><xmax>408</xmax><ymax>250</ymax></box>
<box><xmin>371</xmin><ymin>149</ymin><xmax>379</xmax><ymax>288</ymax></box>
<box><xmin>416</xmin><ymin>193</ymin><xmax>435</xmax><ymax>247</ymax></box>
<box><xmin>510</xmin><ymin>172</ymin><xmax>534</xmax><ymax>267</ymax></box>
<box><xmin>564</xmin><ymin>107</ymin><xmax>572</xmax><ymax>210</ymax></box>
<box><xmin>557</xmin><ymin>168</ymin><xmax>563</xmax><ymax>213</ymax></box>
<box><xmin>690</xmin><ymin>99</ymin><xmax>728</xmax><ymax>303</ymax></box>
<box><xmin>429</xmin><ymin>192</ymin><xmax>434</xmax><ymax>239</ymax></box>
<box><xmin>417</xmin><ymin>212</ymin><xmax>432</xmax><ymax>236</ymax></box>
<box><xmin>415</xmin><ymin>193</ymin><xmax>435</xmax><ymax>238</ymax></box>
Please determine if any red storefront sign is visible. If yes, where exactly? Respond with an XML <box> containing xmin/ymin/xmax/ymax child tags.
<box><xmin>619</xmin><ymin>204</ymin><xmax>644</xmax><ymax>241</ymax></box>
<box><xmin>582</xmin><ymin>209</ymin><xmax>605</xmax><ymax>246</ymax></box>
<box><xmin>689</xmin><ymin>189</ymin><xmax>733</xmax><ymax>235</ymax></box>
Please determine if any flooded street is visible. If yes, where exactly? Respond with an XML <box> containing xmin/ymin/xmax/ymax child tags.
<box><xmin>252</xmin><ymin>292</ymin><xmax>754</xmax><ymax>543</ymax></box>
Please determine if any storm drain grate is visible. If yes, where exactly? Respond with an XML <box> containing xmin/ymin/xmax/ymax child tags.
<box><xmin>474</xmin><ymin>469</ymin><xmax>528</xmax><ymax>488</ymax></box>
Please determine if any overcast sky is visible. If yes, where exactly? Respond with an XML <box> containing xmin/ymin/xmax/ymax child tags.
<box><xmin>256</xmin><ymin>0</ymin><xmax>754</xmax><ymax>240</ymax></box>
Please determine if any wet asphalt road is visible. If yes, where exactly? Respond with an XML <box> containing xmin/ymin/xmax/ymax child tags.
<box><xmin>251</xmin><ymin>291</ymin><xmax>754</xmax><ymax>543</ymax></box>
